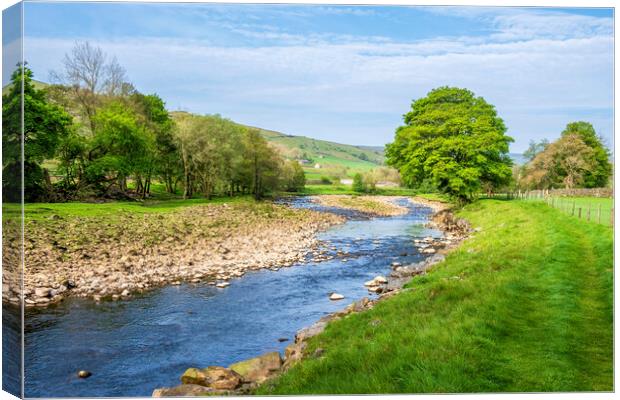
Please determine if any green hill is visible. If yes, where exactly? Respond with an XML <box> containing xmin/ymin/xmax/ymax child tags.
<box><xmin>2</xmin><ymin>79</ymin><xmax>48</xmax><ymax>96</ymax></box>
<box><xmin>243</xmin><ymin>125</ymin><xmax>385</xmax><ymax>180</ymax></box>
<box><xmin>6</xmin><ymin>79</ymin><xmax>386</xmax><ymax>181</ymax></box>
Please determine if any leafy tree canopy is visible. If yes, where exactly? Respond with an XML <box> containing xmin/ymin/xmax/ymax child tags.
<box><xmin>2</xmin><ymin>64</ymin><xmax>73</xmax><ymax>201</ymax></box>
<box><xmin>386</xmin><ymin>86</ymin><xmax>513</xmax><ymax>203</ymax></box>
<box><xmin>523</xmin><ymin>133</ymin><xmax>595</xmax><ymax>190</ymax></box>
<box><xmin>560</xmin><ymin>121</ymin><xmax>611</xmax><ymax>187</ymax></box>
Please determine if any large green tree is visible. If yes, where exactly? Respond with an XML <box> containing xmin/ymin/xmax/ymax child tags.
<box><xmin>386</xmin><ymin>87</ymin><xmax>513</xmax><ymax>203</ymax></box>
<box><xmin>241</xmin><ymin>128</ymin><xmax>282</xmax><ymax>200</ymax></box>
<box><xmin>560</xmin><ymin>121</ymin><xmax>611</xmax><ymax>187</ymax></box>
<box><xmin>84</xmin><ymin>101</ymin><xmax>150</xmax><ymax>195</ymax></box>
<box><xmin>2</xmin><ymin>64</ymin><xmax>73</xmax><ymax>201</ymax></box>
<box><xmin>131</xmin><ymin>93</ymin><xmax>177</xmax><ymax>197</ymax></box>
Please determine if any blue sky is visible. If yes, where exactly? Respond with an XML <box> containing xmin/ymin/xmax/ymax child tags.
<box><xmin>7</xmin><ymin>2</ymin><xmax>615</xmax><ymax>151</ymax></box>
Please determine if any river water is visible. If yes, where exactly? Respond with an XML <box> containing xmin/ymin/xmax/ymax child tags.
<box><xmin>6</xmin><ymin>197</ymin><xmax>440</xmax><ymax>397</ymax></box>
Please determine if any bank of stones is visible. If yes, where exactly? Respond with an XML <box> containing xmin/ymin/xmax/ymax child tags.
<box><xmin>4</xmin><ymin>201</ymin><xmax>345</xmax><ymax>307</ymax></box>
<box><xmin>313</xmin><ymin>195</ymin><xmax>410</xmax><ymax>217</ymax></box>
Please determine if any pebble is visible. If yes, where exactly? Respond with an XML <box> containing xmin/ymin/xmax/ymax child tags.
<box><xmin>77</xmin><ymin>370</ymin><xmax>92</xmax><ymax>379</ymax></box>
<box><xmin>374</xmin><ymin>276</ymin><xmax>388</xmax><ymax>284</ymax></box>
<box><xmin>329</xmin><ymin>293</ymin><xmax>345</xmax><ymax>300</ymax></box>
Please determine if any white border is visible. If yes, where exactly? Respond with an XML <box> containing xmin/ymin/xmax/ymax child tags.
<box><xmin>0</xmin><ymin>1</ymin><xmax>616</xmax><ymax>400</ymax></box>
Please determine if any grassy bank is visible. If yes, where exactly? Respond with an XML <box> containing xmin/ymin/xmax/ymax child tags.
<box><xmin>3</xmin><ymin>196</ymin><xmax>249</xmax><ymax>222</ymax></box>
<box><xmin>524</xmin><ymin>196</ymin><xmax>613</xmax><ymax>227</ymax></box>
<box><xmin>3</xmin><ymin>186</ymin><xmax>423</xmax><ymax>221</ymax></box>
<box><xmin>258</xmin><ymin>199</ymin><xmax>613</xmax><ymax>393</ymax></box>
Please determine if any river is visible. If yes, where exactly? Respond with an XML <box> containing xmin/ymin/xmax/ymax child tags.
<box><xmin>4</xmin><ymin>197</ymin><xmax>441</xmax><ymax>397</ymax></box>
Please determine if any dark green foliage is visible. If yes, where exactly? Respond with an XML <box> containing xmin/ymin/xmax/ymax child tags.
<box><xmin>352</xmin><ymin>173</ymin><xmax>365</xmax><ymax>192</ymax></box>
<box><xmin>386</xmin><ymin>87</ymin><xmax>513</xmax><ymax>203</ymax></box>
<box><xmin>86</xmin><ymin>102</ymin><xmax>149</xmax><ymax>192</ymax></box>
<box><xmin>320</xmin><ymin>176</ymin><xmax>332</xmax><ymax>185</ymax></box>
<box><xmin>2</xmin><ymin>64</ymin><xmax>73</xmax><ymax>201</ymax></box>
<box><xmin>282</xmin><ymin>160</ymin><xmax>306</xmax><ymax>192</ymax></box>
<box><xmin>174</xmin><ymin>114</ymin><xmax>291</xmax><ymax>201</ymax></box>
<box><xmin>560</xmin><ymin>121</ymin><xmax>611</xmax><ymax>187</ymax></box>
<box><xmin>131</xmin><ymin>93</ymin><xmax>178</xmax><ymax>196</ymax></box>
<box><xmin>3</xmin><ymin>56</ymin><xmax>302</xmax><ymax>203</ymax></box>
<box><xmin>241</xmin><ymin>128</ymin><xmax>282</xmax><ymax>199</ymax></box>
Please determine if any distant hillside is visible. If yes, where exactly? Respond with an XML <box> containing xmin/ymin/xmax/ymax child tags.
<box><xmin>9</xmin><ymin>80</ymin><xmax>386</xmax><ymax>179</ymax></box>
<box><xmin>2</xmin><ymin>79</ymin><xmax>49</xmax><ymax>96</ymax></box>
<box><xmin>242</xmin><ymin>125</ymin><xmax>385</xmax><ymax>179</ymax></box>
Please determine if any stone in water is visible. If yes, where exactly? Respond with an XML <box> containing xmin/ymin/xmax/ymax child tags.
<box><xmin>78</xmin><ymin>370</ymin><xmax>92</xmax><ymax>379</ymax></box>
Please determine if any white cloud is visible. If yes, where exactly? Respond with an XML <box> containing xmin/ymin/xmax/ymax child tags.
<box><xmin>22</xmin><ymin>8</ymin><xmax>613</xmax><ymax>150</ymax></box>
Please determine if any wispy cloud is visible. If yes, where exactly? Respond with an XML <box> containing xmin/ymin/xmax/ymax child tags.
<box><xmin>22</xmin><ymin>5</ymin><xmax>613</xmax><ymax>150</ymax></box>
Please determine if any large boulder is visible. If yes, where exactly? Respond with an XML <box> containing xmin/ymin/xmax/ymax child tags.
<box><xmin>229</xmin><ymin>352</ymin><xmax>282</xmax><ymax>384</ymax></box>
<box><xmin>152</xmin><ymin>384</ymin><xmax>224</xmax><ymax>397</ymax></box>
<box><xmin>180</xmin><ymin>366</ymin><xmax>241</xmax><ymax>390</ymax></box>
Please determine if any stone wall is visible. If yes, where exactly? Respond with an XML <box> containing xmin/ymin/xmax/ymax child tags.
<box><xmin>524</xmin><ymin>188</ymin><xmax>613</xmax><ymax>198</ymax></box>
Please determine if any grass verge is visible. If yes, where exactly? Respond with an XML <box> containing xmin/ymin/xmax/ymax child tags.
<box><xmin>257</xmin><ymin>199</ymin><xmax>613</xmax><ymax>393</ymax></box>
<box><xmin>3</xmin><ymin>196</ymin><xmax>252</xmax><ymax>222</ymax></box>
<box><xmin>524</xmin><ymin>196</ymin><xmax>613</xmax><ymax>227</ymax></box>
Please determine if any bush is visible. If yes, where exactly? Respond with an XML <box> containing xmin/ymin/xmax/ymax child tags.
<box><xmin>352</xmin><ymin>173</ymin><xmax>365</xmax><ymax>192</ymax></box>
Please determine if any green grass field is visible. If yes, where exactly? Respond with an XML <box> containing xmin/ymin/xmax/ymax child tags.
<box><xmin>249</xmin><ymin>124</ymin><xmax>385</xmax><ymax>178</ymax></box>
<box><xmin>3</xmin><ymin>196</ymin><xmax>253</xmax><ymax>221</ymax></box>
<box><xmin>257</xmin><ymin>199</ymin><xmax>613</xmax><ymax>394</ymax></box>
<box><xmin>525</xmin><ymin>196</ymin><xmax>614</xmax><ymax>226</ymax></box>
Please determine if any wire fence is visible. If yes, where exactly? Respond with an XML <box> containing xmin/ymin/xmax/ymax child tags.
<box><xmin>517</xmin><ymin>191</ymin><xmax>614</xmax><ymax>227</ymax></box>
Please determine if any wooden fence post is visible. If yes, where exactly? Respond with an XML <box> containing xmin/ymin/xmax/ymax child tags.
<box><xmin>598</xmin><ymin>204</ymin><xmax>602</xmax><ymax>224</ymax></box>
<box><xmin>572</xmin><ymin>201</ymin><xmax>576</xmax><ymax>216</ymax></box>
<box><xmin>587</xmin><ymin>203</ymin><xmax>591</xmax><ymax>221</ymax></box>
<box><xmin>578</xmin><ymin>208</ymin><xmax>582</xmax><ymax>219</ymax></box>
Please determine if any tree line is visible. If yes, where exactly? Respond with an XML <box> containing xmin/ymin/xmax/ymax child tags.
<box><xmin>385</xmin><ymin>86</ymin><xmax>611</xmax><ymax>204</ymax></box>
<box><xmin>516</xmin><ymin>122</ymin><xmax>611</xmax><ymax>190</ymax></box>
<box><xmin>2</xmin><ymin>42</ymin><xmax>305</xmax><ymax>202</ymax></box>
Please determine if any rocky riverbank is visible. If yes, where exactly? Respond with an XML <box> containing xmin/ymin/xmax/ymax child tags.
<box><xmin>151</xmin><ymin>197</ymin><xmax>471</xmax><ymax>397</ymax></box>
<box><xmin>313</xmin><ymin>195</ymin><xmax>410</xmax><ymax>216</ymax></box>
<box><xmin>3</xmin><ymin>201</ymin><xmax>345</xmax><ymax>307</ymax></box>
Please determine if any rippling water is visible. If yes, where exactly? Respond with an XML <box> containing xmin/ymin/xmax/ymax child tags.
<box><xmin>7</xmin><ymin>197</ymin><xmax>441</xmax><ymax>397</ymax></box>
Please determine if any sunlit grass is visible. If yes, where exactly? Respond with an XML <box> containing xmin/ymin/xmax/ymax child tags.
<box><xmin>3</xmin><ymin>196</ymin><xmax>253</xmax><ymax>221</ymax></box>
<box><xmin>258</xmin><ymin>200</ymin><xmax>613</xmax><ymax>394</ymax></box>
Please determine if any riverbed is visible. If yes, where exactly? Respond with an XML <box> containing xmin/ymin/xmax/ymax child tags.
<box><xmin>7</xmin><ymin>197</ymin><xmax>441</xmax><ymax>397</ymax></box>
